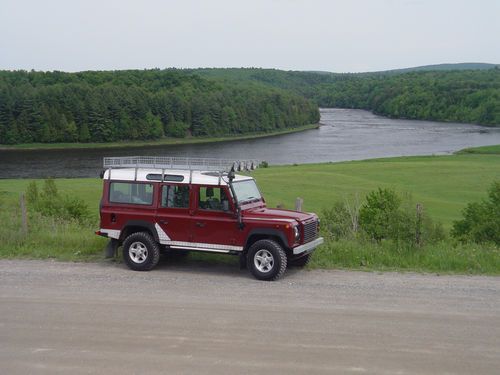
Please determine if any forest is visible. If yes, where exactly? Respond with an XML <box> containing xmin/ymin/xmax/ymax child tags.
<box><xmin>0</xmin><ymin>70</ymin><xmax>319</xmax><ymax>144</ymax></box>
<box><xmin>1</xmin><ymin>66</ymin><xmax>498</xmax><ymax>145</ymax></box>
<box><xmin>195</xmin><ymin>67</ymin><xmax>500</xmax><ymax>126</ymax></box>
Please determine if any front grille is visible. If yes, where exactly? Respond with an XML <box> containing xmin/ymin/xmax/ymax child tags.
<box><xmin>303</xmin><ymin>220</ymin><xmax>318</xmax><ymax>243</ymax></box>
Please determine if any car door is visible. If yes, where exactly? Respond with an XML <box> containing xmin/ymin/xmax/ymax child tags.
<box><xmin>190</xmin><ymin>185</ymin><xmax>243</xmax><ymax>250</ymax></box>
<box><xmin>155</xmin><ymin>183</ymin><xmax>192</xmax><ymax>244</ymax></box>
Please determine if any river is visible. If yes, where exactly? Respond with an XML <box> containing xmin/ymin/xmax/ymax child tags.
<box><xmin>1</xmin><ymin>108</ymin><xmax>499</xmax><ymax>179</ymax></box>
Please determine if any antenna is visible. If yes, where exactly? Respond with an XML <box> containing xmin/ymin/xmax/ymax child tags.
<box><xmin>228</xmin><ymin>165</ymin><xmax>236</xmax><ymax>183</ymax></box>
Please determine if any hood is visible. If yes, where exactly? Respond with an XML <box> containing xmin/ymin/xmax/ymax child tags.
<box><xmin>242</xmin><ymin>206</ymin><xmax>315</xmax><ymax>223</ymax></box>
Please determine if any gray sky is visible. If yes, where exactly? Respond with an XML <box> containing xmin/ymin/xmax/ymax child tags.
<box><xmin>1</xmin><ymin>0</ymin><xmax>498</xmax><ymax>73</ymax></box>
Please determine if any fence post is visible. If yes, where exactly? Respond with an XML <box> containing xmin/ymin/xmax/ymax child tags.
<box><xmin>295</xmin><ymin>197</ymin><xmax>303</xmax><ymax>212</ymax></box>
<box><xmin>20</xmin><ymin>193</ymin><xmax>28</xmax><ymax>235</ymax></box>
<box><xmin>416</xmin><ymin>203</ymin><xmax>423</xmax><ymax>246</ymax></box>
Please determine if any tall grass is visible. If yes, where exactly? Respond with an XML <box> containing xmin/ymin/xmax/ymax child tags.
<box><xmin>0</xmin><ymin>194</ymin><xmax>106</xmax><ymax>260</ymax></box>
<box><xmin>310</xmin><ymin>238</ymin><xmax>500</xmax><ymax>275</ymax></box>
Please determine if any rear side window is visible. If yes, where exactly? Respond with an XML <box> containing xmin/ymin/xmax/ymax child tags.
<box><xmin>161</xmin><ymin>185</ymin><xmax>190</xmax><ymax>208</ymax></box>
<box><xmin>109</xmin><ymin>182</ymin><xmax>154</xmax><ymax>205</ymax></box>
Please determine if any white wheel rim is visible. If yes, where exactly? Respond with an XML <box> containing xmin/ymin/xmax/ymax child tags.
<box><xmin>254</xmin><ymin>249</ymin><xmax>274</xmax><ymax>273</ymax></box>
<box><xmin>129</xmin><ymin>241</ymin><xmax>148</xmax><ymax>264</ymax></box>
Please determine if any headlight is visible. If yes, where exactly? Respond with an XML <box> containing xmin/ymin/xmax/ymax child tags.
<box><xmin>294</xmin><ymin>225</ymin><xmax>300</xmax><ymax>241</ymax></box>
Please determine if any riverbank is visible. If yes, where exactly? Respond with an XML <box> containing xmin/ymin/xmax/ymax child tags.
<box><xmin>1</xmin><ymin>150</ymin><xmax>498</xmax><ymax>274</ymax></box>
<box><xmin>455</xmin><ymin>144</ymin><xmax>500</xmax><ymax>154</ymax></box>
<box><xmin>0</xmin><ymin>123</ymin><xmax>319</xmax><ymax>151</ymax></box>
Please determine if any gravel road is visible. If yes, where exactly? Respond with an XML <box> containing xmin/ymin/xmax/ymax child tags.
<box><xmin>1</xmin><ymin>259</ymin><xmax>499</xmax><ymax>374</ymax></box>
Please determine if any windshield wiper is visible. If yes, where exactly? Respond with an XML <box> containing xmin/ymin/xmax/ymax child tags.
<box><xmin>240</xmin><ymin>196</ymin><xmax>259</xmax><ymax>204</ymax></box>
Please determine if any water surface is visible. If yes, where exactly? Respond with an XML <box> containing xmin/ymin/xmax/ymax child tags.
<box><xmin>1</xmin><ymin>108</ymin><xmax>499</xmax><ymax>179</ymax></box>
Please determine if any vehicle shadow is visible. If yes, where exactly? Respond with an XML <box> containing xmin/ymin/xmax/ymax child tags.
<box><xmin>106</xmin><ymin>252</ymin><xmax>303</xmax><ymax>280</ymax></box>
<box><xmin>155</xmin><ymin>252</ymin><xmax>248</xmax><ymax>279</ymax></box>
<box><xmin>154</xmin><ymin>252</ymin><xmax>303</xmax><ymax>280</ymax></box>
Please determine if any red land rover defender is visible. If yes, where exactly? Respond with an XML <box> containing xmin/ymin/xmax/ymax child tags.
<box><xmin>97</xmin><ymin>157</ymin><xmax>324</xmax><ymax>281</ymax></box>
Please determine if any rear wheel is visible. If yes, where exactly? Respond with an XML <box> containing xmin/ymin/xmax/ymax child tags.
<box><xmin>122</xmin><ymin>232</ymin><xmax>160</xmax><ymax>271</ymax></box>
<box><xmin>247</xmin><ymin>239</ymin><xmax>287</xmax><ymax>281</ymax></box>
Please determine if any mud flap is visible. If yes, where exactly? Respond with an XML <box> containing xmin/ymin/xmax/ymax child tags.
<box><xmin>104</xmin><ymin>239</ymin><xmax>119</xmax><ymax>258</ymax></box>
<box><xmin>239</xmin><ymin>253</ymin><xmax>247</xmax><ymax>270</ymax></box>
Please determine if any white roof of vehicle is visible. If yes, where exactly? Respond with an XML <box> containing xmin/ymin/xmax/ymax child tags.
<box><xmin>102</xmin><ymin>168</ymin><xmax>254</xmax><ymax>186</ymax></box>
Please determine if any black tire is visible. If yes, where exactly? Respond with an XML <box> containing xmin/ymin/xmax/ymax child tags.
<box><xmin>122</xmin><ymin>232</ymin><xmax>160</xmax><ymax>271</ymax></box>
<box><xmin>291</xmin><ymin>253</ymin><xmax>312</xmax><ymax>267</ymax></box>
<box><xmin>247</xmin><ymin>239</ymin><xmax>287</xmax><ymax>281</ymax></box>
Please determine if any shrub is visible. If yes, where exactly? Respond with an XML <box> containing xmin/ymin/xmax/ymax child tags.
<box><xmin>452</xmin><ymin>181</ymin><xmax>500</xmax><ymax>245</ymax></box>
<box><xmin>357</xmin><ymin>188</ymin><xmax>444</xmax><ymax>245</ymax></box>
<box><xmin>322</xmin><ymin>202</ymin><xmax>352</xmax><ymax>240</ymax></box>
<box><xmin>321</xmin><ymin>195</ymin><xmax>361</xmax><ymax>240</ymax></box>
<box><xmin>359</xmin><ymin>188</ymin><xmax>401</xmax><ymax>242</ymax></box>
<box><xmin>26</xmin><ymin>179</ymin><xmax>90</xmax><ymax>223</ymax></box>
<box><xmin>41</xmin><ymin>178</ymin><xmax>58</xmax><ymax>198</ymax></box>
<box><xmin>25</xmin><ymin>181</ymin><xmax>39</xmax><ymax>204</ymax></box>
<box><xmin>62</xmin><ymin>196</ymin><xmax>90</xmax><ymax>221</ymax></box>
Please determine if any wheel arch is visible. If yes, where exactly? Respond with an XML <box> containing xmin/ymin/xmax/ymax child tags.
<box><xmin>244</xmin><ymin>229</ymin><xmax>289</xmax><ymax>253</ymax></box>
<box><xmin>120</xmin><ymin>220</ymin><xmax>159</xmax><ymax>243</ymax></box>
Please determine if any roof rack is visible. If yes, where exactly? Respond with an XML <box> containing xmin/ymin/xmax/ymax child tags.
<box><xmin>103</xmin><ymin>156</ymin><xmax>260</xmax><ymax>172</ymax></box>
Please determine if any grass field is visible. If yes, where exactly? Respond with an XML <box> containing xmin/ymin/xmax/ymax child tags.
<box><xmin>0</xmin><ymin>151</ymin><xmax>499</xmax><ymax>274</ymax></box>
<box><xmin>255</xmin><ymin>154</ymin><xmax>500</xmax><ymax>228</ymax></box>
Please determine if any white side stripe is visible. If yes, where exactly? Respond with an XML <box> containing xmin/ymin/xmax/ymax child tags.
<box><xmin>154</xmin><ymin>223</ymin><xmax>171</xmax><ymax>242</ymax></box>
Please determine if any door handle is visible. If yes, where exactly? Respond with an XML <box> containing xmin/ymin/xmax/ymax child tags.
<box><xmin>196</xmin><ymin>222</ymin><xmax>206</xmax><ymax>228</ymax></box>
<box><xmin>159</xmin><ymin>219</ymin><xmax>168</xmax><ymax>225</ymax></box>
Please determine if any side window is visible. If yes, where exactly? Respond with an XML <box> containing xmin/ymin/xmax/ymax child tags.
<box><xmin>198</xmin><ymin>186</ymin><xmax>230</xmax><ymax>211</ymax></box>
<box><xmin>161</xmin><ymin>185</ymin><xmax>190</xmax><ymax>208</ymax></box>
<box><xmin>109</xmin><ymin>182</ymin><xmax>153</xmax><ymax>205</ymax></box>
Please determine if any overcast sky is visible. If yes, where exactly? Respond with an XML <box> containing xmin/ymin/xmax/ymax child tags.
<box><xmin>1</xmin><ymin>0</ymin><xmax>498</xmax><ymax>73</ymax></box>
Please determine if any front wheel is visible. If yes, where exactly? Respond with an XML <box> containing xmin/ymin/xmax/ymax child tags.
<box><xmin>247</xmin><ymin>239</ymin><xmax>287</xmax><ymax>281</ymax></box>
<box><xmin>122</xmin><ymin>232</ymin><xmax>160</xmax><ymax>271</ymax></box>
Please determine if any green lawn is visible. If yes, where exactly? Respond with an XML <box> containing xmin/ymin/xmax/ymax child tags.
<box><xmin>2</xmin><ymin>153</ymin><xmax>498</xmax><ymax>226</ymax></box>
<box><xmin>0</xmin><ymin>152</ymin><xmax>499</xmax><ymax>273</ymax></box>
<box><xmin>254</xmin><ymin>154</ymin><xmax>500</xmax><ymax>228</ymax></box>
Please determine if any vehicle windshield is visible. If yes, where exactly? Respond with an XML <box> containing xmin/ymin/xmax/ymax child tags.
<box><xmin>232</xmin><ymin>179</ymin><xmax>262</xmax><ymax>204</ymax></box>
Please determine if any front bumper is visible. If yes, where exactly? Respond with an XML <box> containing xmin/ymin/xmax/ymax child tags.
<box><xmin>293</xmin><ymin>237</ymin><xmax>324</xmax><ymax>255</ymax></box>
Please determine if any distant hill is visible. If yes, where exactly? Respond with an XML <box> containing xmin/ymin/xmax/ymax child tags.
<box><xmin>367</xmin><ymin>62</ymin><xmax>499</xmax><ymax>75</ymax></box>
<box><xmin>306</xmin><ymin>63</ymin><xmax>499</xmax><ymax>76</ymax></box>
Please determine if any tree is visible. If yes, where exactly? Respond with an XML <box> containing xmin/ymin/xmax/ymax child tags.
<box><xmin>452</xmin><ymin>181</ymin><xmax>500</xmax><ymax>245</ymax></box>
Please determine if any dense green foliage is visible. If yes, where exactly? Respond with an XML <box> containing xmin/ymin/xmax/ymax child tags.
<box><xmin>0</xmin><ymin>70</ymin><xmax>319</xmax><ymax>144</ymax></box>
<box><xmin>452</xmin><ymin>181</ymin><xmax>500</xmax><ymax>245</ymax></box>
<box><xmin>26</xmin><ymin>179</ymin><xmax>90</xmax><ymax>223</ymax></box>
<box><xmin>1</xmin><ymin>66</ymin><xmax>498</xmax><ymax>145</ymax></box>
<box><xmin>322</xmin><ymin>188</ymin><xmax>444</xmax><ymax>246</ymax></box>
<box><xmin>195</xmin><ymin>67</ymin><xmax>500</xmax><ymax>126</ymax></box>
